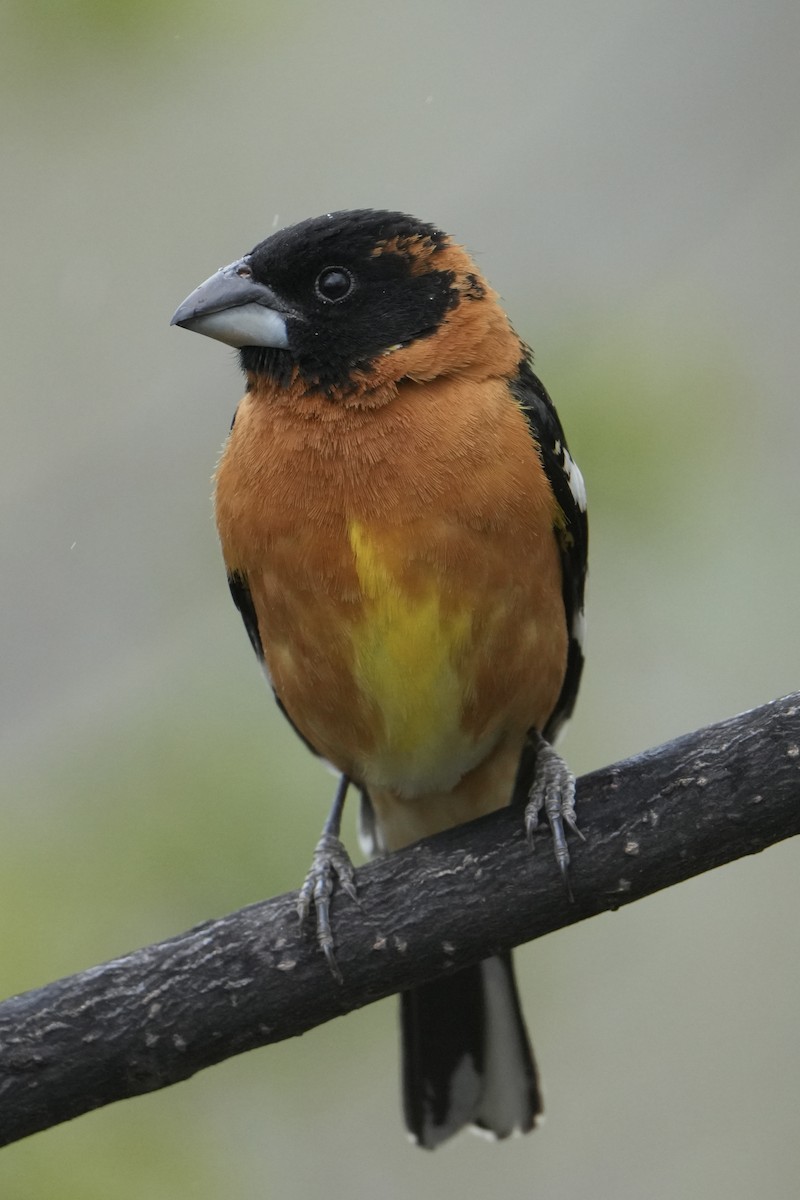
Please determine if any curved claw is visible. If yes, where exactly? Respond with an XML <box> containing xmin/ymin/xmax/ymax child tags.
<box><xmin>297</xmin><ymin>831</ymin><xmax>357</xmax><ymax>984</ymax></box>
<box><xmin>524</xmin><ymin>736</ymin><xmax>581</xmax><ymax>899</ymax></box>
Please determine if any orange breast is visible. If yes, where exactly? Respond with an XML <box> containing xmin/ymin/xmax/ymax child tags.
<box><xmin>214</xmin><ymin>374</ymin><xmax>567</xmax><ymax>801</ymax></box>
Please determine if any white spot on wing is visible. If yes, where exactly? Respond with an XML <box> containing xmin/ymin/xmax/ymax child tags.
<box><xmin>562</xmin><ymin>447</ymin><xmax>587</xmax><ymax>512</ymax></box>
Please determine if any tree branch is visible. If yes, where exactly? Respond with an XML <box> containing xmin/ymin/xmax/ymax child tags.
<box><xmin>1</xmin><ymin>693</ymin><xmax>798</xmax><ymax>1146</ymax></box>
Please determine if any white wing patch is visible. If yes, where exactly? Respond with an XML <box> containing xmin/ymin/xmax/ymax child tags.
<box><xmin>562</xmin><ymin>446</ymin><xmax>587</xmax><ymax>513</ymax></box>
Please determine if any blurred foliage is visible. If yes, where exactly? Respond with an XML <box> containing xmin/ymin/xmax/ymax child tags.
<box><xmin>10</xmin><ymin>0</ymin><xmax>192</xmax><ymax>41</ymax></box>
<box><xmin>0</xmin><ymin>0</ymin><xmax>285</xmax><ymax>78</ymax></box>
<box><xmin>3</xmin><ymin>0</ymin><xmax>204</xmax><ymax>56</ymax></box>
<box><xmin>0</xmin><ymin>689</ymin><xmax>392</xmax><ymax>1199</ymax></box>
<box><xmin>546</xmin><ymin>316</ymin><xmax>743</xmax><ymax>533</ymax></box>
<box><xmin>0</xmin><ymin>699</ymin><xmax>322</xmax><ymax>991</ymax></box>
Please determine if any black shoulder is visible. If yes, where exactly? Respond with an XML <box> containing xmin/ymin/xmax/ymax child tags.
<box><xmin>509</xmin><ymin>358</ymin><xmax>588</xmax><ymax>740</ymax></box>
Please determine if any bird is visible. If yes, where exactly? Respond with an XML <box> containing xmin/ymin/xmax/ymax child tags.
<box><xmin>171</xmin><ymin>209</ymin><xmax>587</xmax><ymax>1148</ymax></box>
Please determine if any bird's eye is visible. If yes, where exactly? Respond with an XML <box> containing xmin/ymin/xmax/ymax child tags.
<box><xmin>315</xmin><ymin>267</ymin><xmax>354</xmax><ymax>303</ymax></box>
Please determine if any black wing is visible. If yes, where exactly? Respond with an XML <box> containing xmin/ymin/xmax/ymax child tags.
<box><xmin>509</xmin><ymin>357</ymin><xmax>588</xmax><ymax>742</ymax></box>
<box><xmin>227</xmin><ymin>570</ymin><xmax>264</xmax><ymax>660</ymax></box>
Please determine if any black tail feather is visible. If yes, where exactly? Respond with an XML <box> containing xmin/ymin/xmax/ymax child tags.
<box><xmin>401</xmin><ymin>953</ymin><xmax>541</xmax><ymax>1148</ymax></box>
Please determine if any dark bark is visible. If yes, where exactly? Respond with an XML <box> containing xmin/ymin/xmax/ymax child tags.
<box><xmin>0</xmin><ymin>692</ymin><xmax>798</xmax><ymax>1147</ymax></box>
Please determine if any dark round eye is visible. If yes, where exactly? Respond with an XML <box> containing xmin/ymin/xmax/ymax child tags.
<box><xmin>315</xmin><ymin>267</ymin><xmax>354</xmax><ymax>303</ymax></box>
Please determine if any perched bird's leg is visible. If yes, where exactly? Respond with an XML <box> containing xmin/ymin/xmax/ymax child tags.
<box><xmin>297</xmin><ymin>774</ymin><xmax>357</xmax><ymax>983</ymax></box>
<box><xmin>524</xmin><ymin>730</ymin><xmax>584</xmax><ymax>899</ymax></box>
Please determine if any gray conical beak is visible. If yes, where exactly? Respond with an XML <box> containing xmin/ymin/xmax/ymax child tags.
<box><xmin>171</xmin><ymin>258</ymin><xmax>290</xmax><ymax>349</ymax></box>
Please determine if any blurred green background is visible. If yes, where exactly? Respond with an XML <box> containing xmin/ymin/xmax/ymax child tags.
<box><xmin>2</xmin><ymin>1</ymin><xmax>799</xmax><ymax>1196</ymax></box>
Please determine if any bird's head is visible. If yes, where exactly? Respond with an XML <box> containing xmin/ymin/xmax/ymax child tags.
<box><xmin>171</xmin><ymin>209</ymin><xmax>519</xmax><ymax>399</ymax></box>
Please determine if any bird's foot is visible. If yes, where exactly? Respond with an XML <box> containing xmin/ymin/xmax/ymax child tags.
<box><xmin>524</xmin><ymin>735</ymin><xmax>584</xmax><ymax>900</ymax></box>
<box><xmin>297</xmin><ymin>831</ymin><xmax>357</xmax><ymax>984</ymax></box>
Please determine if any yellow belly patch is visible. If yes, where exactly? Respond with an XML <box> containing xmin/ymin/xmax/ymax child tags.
<box><xmin>347</xmin><ymin>520</ymin><xmax>482</xmax><ymax>794</ymax></box>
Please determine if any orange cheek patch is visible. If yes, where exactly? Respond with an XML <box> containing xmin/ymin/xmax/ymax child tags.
<box><xmin>370</xmin><ymin>233</ymin><xmax>449</xmax><ymax>275</ymax></box>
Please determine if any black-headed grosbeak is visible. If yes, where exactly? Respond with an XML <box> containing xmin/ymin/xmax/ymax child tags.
<box><xmin>172</xmin><ymin>210</ymin><xmax>587</xmax><ymax>1148</ymax></box>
